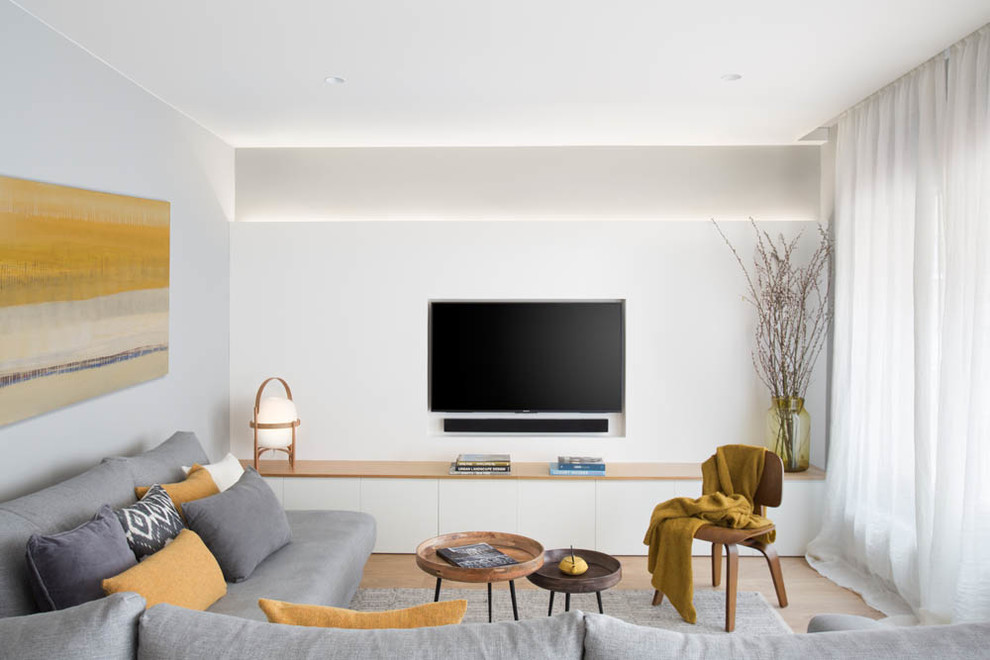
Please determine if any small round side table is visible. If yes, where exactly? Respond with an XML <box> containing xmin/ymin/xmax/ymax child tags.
<box><xmin>525</xmin><ymin>548</ymin><xmax>622</xmax><ymax>615</ymax></box>
<box><xmin>415</xmin><ymin>531</ymin><xmax>544</xmax><ymax>622</ymax></box>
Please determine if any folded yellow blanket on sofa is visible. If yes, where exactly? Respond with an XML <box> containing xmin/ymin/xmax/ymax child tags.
<box><xmin>643</xmin><ymin>444</ymin><xmax>774</xmax><ymax>624</ymax></box>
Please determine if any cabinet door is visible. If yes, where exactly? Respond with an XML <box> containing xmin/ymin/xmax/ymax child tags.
<box><xmin>262</xmin><ymin>477</ymin><xmax>284</xmax><ymax>505</ymax></box>
<box><xmin>282</xmin><ymin>477</ymin><xmax>360</xmax><ymax>511</ymax></box>
<box><xmin>517</xmin><ymin>480</ymin><xmax>596</xmax><ymax>551</ymax></box>
<box><xmin>772</xmin><ymin>479</ymin><xmax>825</xmax><ymax>556</ymax></box>
<box><xmin>597</xmin><ymin>480</ymin><xmax>678</xmax><ymax>555</ymax></box>
<box><xmin>361</xmin><ymin>479</ymin><xmax>439</xmax><ymax>553</ymax></box>
<box><xmin>439</xmin><ymin>480</ymin><xmax>519</xmax><ymax>535</ymax></box>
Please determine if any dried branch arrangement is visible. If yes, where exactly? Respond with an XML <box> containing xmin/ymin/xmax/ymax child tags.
<box><xmin>713</xmin><ymin>219</ymin><xmax>833</xmax><ymax>399</ymax></box>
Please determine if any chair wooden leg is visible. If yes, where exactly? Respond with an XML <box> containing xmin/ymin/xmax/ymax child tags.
<box><xmin>744</xmin><ymin>540</ymin><xmax>788</xmax><ymax>608</ymax></box>
<box><xmin>651</xmin><ymin>590</ymin><xmax>663</xmax><ymax>606</ymax></box>
<box><xmin>724</xmin><ymin>543</ymin><xmax>738</xmax><ymax>632</ymax></box>
<box><xmin>712</xmin><ymin>542</ymin><xmax>723</xmax><ymax>587</ymax></box>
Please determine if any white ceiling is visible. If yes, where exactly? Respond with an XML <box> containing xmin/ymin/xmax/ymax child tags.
<box><xmin>12</xmin><ymin>0</ymin><xmax>990</xmax><ymax>148</ymax></box>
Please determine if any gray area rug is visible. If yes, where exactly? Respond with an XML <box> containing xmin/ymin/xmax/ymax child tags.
<box><xmin>349</xmin><ymin>588</ymin><xmax>791</xmax><ymax>635</ymax></box>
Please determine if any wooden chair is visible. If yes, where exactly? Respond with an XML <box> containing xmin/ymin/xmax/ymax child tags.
<box><xmin>651</xmin><ymin>449</ymin><xmax>788</xmax><ymax>632</ymax></box>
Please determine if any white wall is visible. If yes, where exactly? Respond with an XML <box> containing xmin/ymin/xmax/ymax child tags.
<box><xmin>230</xmin><ymin>219</ymin><xmax>828</xmax><ymax>468</ymax></box>
<box><xmin>0</xmin><ymin>2</ymin><xmax>233</xmax><ymax>500</ymax></box>
<box><xmin>236</xmin><ymin>146</ymin><xmax>819</xmax><ymax>222</ymax></box>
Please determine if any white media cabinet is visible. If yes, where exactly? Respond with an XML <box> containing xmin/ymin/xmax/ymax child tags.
<box><xmin>254</xmin><ymin>460</ymin><xmax>825</xmax><ymax>556</ymax></box>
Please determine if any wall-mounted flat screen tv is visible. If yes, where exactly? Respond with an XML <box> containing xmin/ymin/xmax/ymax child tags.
<box><xmin>430</xmin><ymin>301</ymin><xmax>624</xmax><ymax>413</ymax></box>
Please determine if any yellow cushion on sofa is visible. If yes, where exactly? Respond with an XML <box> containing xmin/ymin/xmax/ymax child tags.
<box><xmin>102</xmin><ymin>529</ymin><xmax>226</xmax><ymax>610</ymax></box>
<box><xmin>258</xmin><ymin>598</ymin><xmax>467</xmax><ymax>629</ymax></box>
<box><xmin>135</xmin><ymin>466</ymin><xmax>218</xmax><ymax>517</ymax></box>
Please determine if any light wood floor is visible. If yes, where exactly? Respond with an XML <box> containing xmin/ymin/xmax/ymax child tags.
<box><xmin>359</xmin><ymin>554</ymin><xmax>882</xmax><ymax>633</ymax></box>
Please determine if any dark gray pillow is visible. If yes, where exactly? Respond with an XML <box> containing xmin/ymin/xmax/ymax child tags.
<box><xmin>182</xmin><ymin>467</ymin><xmax>290</xmax><ymax>582</ymax></box>
<box><xmin>115</xmin><ymin>484</ymin><xmax>185</xmax><ymax>559</ymax></box>
<box><xmin>25</xmin><ymin>504</ymin><xmax>137</xmax><ymax>611</ymax></box>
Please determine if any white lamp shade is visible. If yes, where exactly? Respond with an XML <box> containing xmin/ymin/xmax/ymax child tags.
<box><xmin>256</xmin><ymin>396</ymin><xmax>298</xmax><ymax>449</ymax></box>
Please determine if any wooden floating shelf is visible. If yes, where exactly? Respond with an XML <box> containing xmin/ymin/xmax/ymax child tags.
<box><xmin>247</xmin><ymin>459</ymin><xmax>825</xmax><ymax>481</ymax></box>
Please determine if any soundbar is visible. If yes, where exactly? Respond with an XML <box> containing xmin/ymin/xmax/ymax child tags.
<box><xmin>443</xmin><ymin>418</ymin><xmax>609</xmax><ymax>433</ymax></box>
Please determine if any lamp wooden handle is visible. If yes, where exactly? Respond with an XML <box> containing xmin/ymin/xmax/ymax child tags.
<box><xmin>254</xmin><ymin>376</ymin><xmax>293</xmax><ymax>412</ymax></box>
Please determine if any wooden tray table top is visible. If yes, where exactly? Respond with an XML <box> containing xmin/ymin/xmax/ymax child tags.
<box><xmin>415</xmin><ymin>531</ymin><xmax>544</xmax><ymax>583</ymax></box>
<box><xmin>526</xmin><ymin>548</ymin><xmax>622</xmax><ymax>594</ymax></box>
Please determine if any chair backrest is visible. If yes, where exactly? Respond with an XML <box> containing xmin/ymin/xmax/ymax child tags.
<box><xmin>752</xmin><ymin>450</ymin><xmax>784</xmax><ymax>509</ymax></box>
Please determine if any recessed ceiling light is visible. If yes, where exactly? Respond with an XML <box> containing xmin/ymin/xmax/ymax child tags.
<box><xmin>720</xmin><ymin>73</ymin><xmax>742</xmax><ymax>82</ymax></box>
<box><xmin>324</xmin><ymin>76</ymin><xmax>347</xmax><ymax>85</ymax></box>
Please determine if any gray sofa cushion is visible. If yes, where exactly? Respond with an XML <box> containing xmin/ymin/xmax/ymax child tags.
<box><xmin>583</xmin><ymin>613</ymin><xmax>990</xmax><ymax>659</ymax></box>
<box><xmin>0</xmin><ymin>459</ymin><xmax>135</xmax><ymax>618</ymax></box>
<box><xmin>139</xmin><ymin>605</ymin><xmax>585</xmax><ymax>660</ymax></box>
<box><xmin>25</xmin><ymin>504</ymin><xmax>137</xmax><ymax>611</ymax></box>
<box><xmin>207</xmin><ymin>510</ymin><xmax>375</xmax><ymax>620</ymax></box>
<box><xmin>106</xmin><ymin>431</ymin><xmax>210</xmax><ymax>487</ymax></box>
<box><xmin>807</xmin><ymin>613</ymin><xmax>884</xmax><ymax>633</ymax></box>
<box><xmin>0</xmin><ymin>511</ymin><xmax>41</xmax><ymax>618</ymax></box>
<box><xmin>184</xmin><ymin>468</ymin><xmax>291</xmax><ymax>582</ymax></box>
<box><xmin>0</xmin><ymin>459</ymin><xmax>135</xmax><ymax>531</ymax></box>
<box><xmin>0</xmin><ymin>591</ymin><xmax>145</xmax><ymax>660</ymax></box>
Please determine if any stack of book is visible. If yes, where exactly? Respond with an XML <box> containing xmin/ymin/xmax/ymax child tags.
<box><xmin>449</xmin><ymin>453</ymin><xmax>511</xmax><ymax>475</ymax></box>
<box><xmin>550</xmin><ymin>456</ymin><xmax>606</xmax><ymax>476</ymax></box>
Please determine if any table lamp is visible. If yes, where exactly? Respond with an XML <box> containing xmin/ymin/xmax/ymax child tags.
<box><xmin>250</xmin><ymin>377</ymin><xmax>300</xmax><ymax>469</ymax></box>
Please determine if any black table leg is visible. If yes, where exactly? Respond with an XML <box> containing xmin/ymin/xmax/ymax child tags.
<box><xmin>509</xmin><ymin>580</ymin><xmax>519</xmax><ymax>620</ymax></box>
<box><xmin>565</xmin><ymin>593</ymin><xmax>571</xmax><ymax>612</ymax></box>
<box><xmin>548</xmin><ymin>591</ymin><xmax>555</xmax><ymax>616</ymax></box>
<box><xmin>596</xmin><ymin>591</ymin><xmax>604</xmax><ymax>614</ymax></box>
<box><xmin>434</xmin><ymin>578</ymin><xmax>442</xmax><ymax>603</ymax></box>
<box><xmin>487</xmin><ymin>582</ymin><xmax>493</xmax><ymax>623</ymax></box>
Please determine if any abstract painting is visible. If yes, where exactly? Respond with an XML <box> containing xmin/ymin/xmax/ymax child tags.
<box><xmin>0</xmin><ymin>176</ymin><xmax>169</xmax><ymax>425</ymax></box>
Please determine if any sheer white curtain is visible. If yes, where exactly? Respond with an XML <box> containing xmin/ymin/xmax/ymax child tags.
<box><xmin>807</xmin><ymin>24</ymin><xmax>990</xmax><ymax>624</ymax></box>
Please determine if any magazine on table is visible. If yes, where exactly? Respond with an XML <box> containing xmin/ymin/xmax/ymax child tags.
<box><xmin>437</xmin><ymin>543</ymin><xmax>519</xmax><ymax>569</ymax></box>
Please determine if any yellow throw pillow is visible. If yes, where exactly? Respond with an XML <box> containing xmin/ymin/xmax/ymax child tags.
<box><xmin>135</xmin><ymin>466</ymin><xmax>218</xmax><ymax>517</ymax></box>
<box><xmin>258</xmin><ymin>598</ymin><xmax>467</xmax><ymax>629</ymax></box>
<box><xmin>103</xmin><ymin>529</ymin><xmax>226</xmax><ymax>610</ymax></box>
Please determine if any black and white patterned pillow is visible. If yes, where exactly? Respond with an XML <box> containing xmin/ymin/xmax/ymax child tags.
<box><xmin>115</xmin><ymin>484</ymin><xmax>185</xmax><ymax>559</ymax></box>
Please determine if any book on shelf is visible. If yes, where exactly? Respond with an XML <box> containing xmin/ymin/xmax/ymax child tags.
<box><xmin>455</xmin><ymin>453</ymin><xmax>511</xmax><ymax>466</ymax></box>
<box><xmin>551</xmin><ymin>462</ymin><xmax>605</xmax><ymax>471</ymax></box>
<box><xmin>436</xmin><ymin>543</ymin><xmax>519</xmax><ymax>569</ymax></box>
<box><xmin>449</xmin><ymin>462</ymin><xmax>511</xmax><ymax>475</ymax></box>
<box><xmin>549</xmin><ymin>462</ymin><xmax>606</xmax><ymax>476</ymax></box>
<box><xmin>557</xmin><ymin>456</ymin><xmax>605</xmax><ymax>465</ymax></box>
<box><xmin>556</xmin><ymin>456</ymin><xmax>605</xmax><ymax>470</ymax></box>
<box><xmin>452</xmin><ymin>463</ymin><xmax>511</xmax><ymax>472</ymax></box>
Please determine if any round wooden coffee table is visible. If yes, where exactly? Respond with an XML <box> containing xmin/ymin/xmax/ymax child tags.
<box><xmin>416</xmin><ymin>531</ymin><xmax>544</xmax><ymax>622</ymax></box>
<box><xmin>526</xmin><ymin>548</ymin><xmax>622</xmax><ymax>615</ymax></box>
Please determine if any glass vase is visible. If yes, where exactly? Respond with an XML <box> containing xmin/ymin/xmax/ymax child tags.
<box><xmin>765</xmin><ymin>397</ymin><xmax>810</xmax><ymax>472</ymax></box>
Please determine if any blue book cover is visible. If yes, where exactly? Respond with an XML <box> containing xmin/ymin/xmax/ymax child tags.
<box><xmin>550</xmin><ymin>462</ymin><xmax>606</xmax><ymax>476</ymax></box>
<box><xmin>552</xmin><ymin>462</ymin><xmax>606</xmax><ymax>470</ymax></box>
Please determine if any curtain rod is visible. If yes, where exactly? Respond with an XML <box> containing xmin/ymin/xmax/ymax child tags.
<box><xmin>821</xmin><ymin>21</ymin><xmax>988</xmax><ymax>128</ymax></box>
<box><xmin>819</xmin><ymin>49</ymin><xmax>949</xmax><ymax>128</ymax></box>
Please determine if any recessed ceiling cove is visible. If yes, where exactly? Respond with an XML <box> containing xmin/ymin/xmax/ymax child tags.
<box><xmin>12</xmin><ymin>0</ymin><xmax>990</xmax><ymax>147</ymax></box>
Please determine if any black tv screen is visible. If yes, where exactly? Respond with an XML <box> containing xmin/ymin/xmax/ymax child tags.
<box><xmin>430</xmin><ymin>301</ymin><xmax>624</xmax><ymax>413</ymax></box>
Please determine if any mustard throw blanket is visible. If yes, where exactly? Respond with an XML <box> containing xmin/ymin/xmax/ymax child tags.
<box><xmin>643</xmin><ymin>445</ymin><xmax>775</xmax><ymax>623</ymax></box>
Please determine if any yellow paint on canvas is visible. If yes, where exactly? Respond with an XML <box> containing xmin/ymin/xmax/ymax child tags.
<box><xmin>0</xmin><ymin>176</ymin><xmax>169</xmax><ymax>307</ymax></box>
<box><xmin>0</xmin><ymin>351</ymin><xmax>168</xmax><ymax>426</ymax></box>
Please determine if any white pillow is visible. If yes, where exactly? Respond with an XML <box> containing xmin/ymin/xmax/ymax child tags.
<box><xmin>182</xmin><ymin>453</ymin><xmax>245</xmax><ymax>492</ymax></box>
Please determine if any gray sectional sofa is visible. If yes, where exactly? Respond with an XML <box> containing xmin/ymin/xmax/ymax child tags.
<box><xmin>2</xmin><ymin>432</ymin><xmax>989</xmax><ymax>659</ymax></box>
<box><xmin>3</xmin><ymin>592</ymin><xmax>990</xmax><ymax>659</ymax></box>
<box><xmin>0</xmin><ymin>432</ymin><xmax>377</xmax><ymax>621</ymax></box>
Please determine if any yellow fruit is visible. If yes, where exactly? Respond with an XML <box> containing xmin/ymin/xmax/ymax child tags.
<box><xmin>558</xmin><ymin>554</ymin><xmax>589</xmax><ymax>575</ymax></box>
